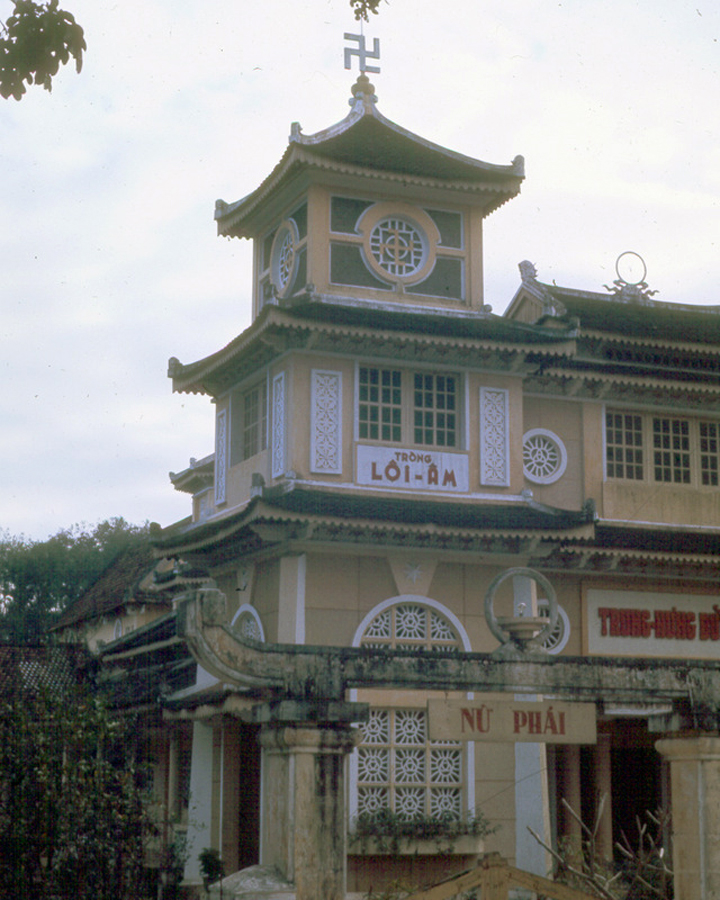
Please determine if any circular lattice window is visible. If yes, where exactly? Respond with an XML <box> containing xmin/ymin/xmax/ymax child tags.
<box><xmin>522</xmin><ymin>428</ymin><xmax>568</xmax><ymax>484</ymax></box>
<box><xmin>270</xmin><ymin>219</ymin><xmax>299</xmax><ymax>297</ymax></box>
<box><xmin>538</xmin><ymin>599</ymin><xmax>570</xmax><ymax>654</ymax></box>
<box><xmin>368</xmin><ymin>217</ymin><xmax>427</xmax><ymax>278</ymax></box>
<box><xmin>358</xmin><ymin>202</ymin><xmax>439</xmax><ymax>285</ymax></box>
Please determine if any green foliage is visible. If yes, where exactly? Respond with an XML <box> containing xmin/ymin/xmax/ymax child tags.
<box><xmin>199</xmin><ymin>847</ymin><xmax>224</xmax><ymax>888</ymax></box>
<box><xmin>0</xmin><ymin>673</ymin><xmax>152</xmax><ymax>899</ymax></box>
<box><xmin>1</xmin><ymin>0</ymin><xmax>385</xmax><ymax>101</ymax></box>
<box><xmin>350</xmin><ymin>806</ymin><xmax>496</xmax><ymax>855</ymax></box>
<box><xmin>350</xmin><ymin>0</ymin><xmax>385</xmax><ymax>21</ymax></box>
<box><xmin>0</xmin><ymin>517</ymin><xmax>149</xmax><ymax>642</ymax></box>
<box><xmin>0</xmin><ymin>0</ymin><xmax>85</xmax><ymax>99</ymax></box>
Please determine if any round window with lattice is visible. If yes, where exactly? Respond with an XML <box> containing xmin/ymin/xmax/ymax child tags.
<box><xmin>358</xmin><ymin>202</ymin><xmax>439</xmax><ymax>285</ymax></box>
<box><xmin>538</xmin><ymin>598</ymin><xmax>570</xmax><ymax>654</ymax></box>
<box><xmin>522</xmin><ymin>428</ymin><xmax>568</xmax><ymax>484</ymax></box>
<box><xmin>270</xmin><ymin>219</ymin><xmax>299</xmax><ymax>297</ymax></box>
<box><xmin>368</xmin><ymin>218</ymin><xmax>427</xmax><ymax>278</ymax></box>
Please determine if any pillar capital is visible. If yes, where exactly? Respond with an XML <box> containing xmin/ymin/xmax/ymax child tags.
<box><xmin>656</xmin><ymin>734</ymin><xmax>720</xmax><ymax>762</ymax></box>
<box><xmin>655</xmin><ymin>732</ymin><xmax>720</xmax><ymax>899</ymax></box>
<box><xmin>259</xmin><ymin>723</ymin><xmax>360</xmax><ymax>755</ymax></box>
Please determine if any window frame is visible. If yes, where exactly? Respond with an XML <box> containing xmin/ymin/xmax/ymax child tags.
<box><xmin>349</xmin><ymin>596</ymin><xmax>475</xmax><ymax>830</ymax></box>
<box><xmin>604</xmin><ymin>408</ymin><xmax>720</xmax><ymax>488</ymax></box>
<box><xmin>229</xmin><ymin>377</ymin><xmax>269</xmax><ymax>467</ymax></box>
<box><xmin>355</xmin><ymin>362</ymin><xmax>463</xmax><ymax>451</ymax></box>
<box><xmin>328</xmin><ymin>195</ymin><xmax>467</xmax><ymax>301</ymax></box>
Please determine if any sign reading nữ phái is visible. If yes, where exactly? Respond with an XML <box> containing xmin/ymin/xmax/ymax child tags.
<box><xmin>585</xmin><ymin>589</ymin><xmax>720</xmax><ymax>660</ymax></box>
<box><xmin>356</xmin><ymin>445</ymin><xmax>469</xmax><ymax>492</ymax></box>
<box><xmin>427</xmin><ymin>699</ymin><xmax>597</xmax><ymax>744</ymax></box>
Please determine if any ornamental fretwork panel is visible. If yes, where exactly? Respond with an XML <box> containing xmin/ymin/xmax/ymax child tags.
<box><xmin>480</xmin><ymin>387</ymin><xmax>509</xmax><ymax>486</ymax></box>
<box><xmin>356</xmin><ymin>602</ymin><xmax>465</xmax><ymax>820</ymax></box>
<box><xmin>311</xmin><ymin>370</ymin><xmax>342</xmax><ymax>474</ymax></box>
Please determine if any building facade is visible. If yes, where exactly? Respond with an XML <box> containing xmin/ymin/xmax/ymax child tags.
<box><xmin>92</xmin><ymin>72</ymin><xmax>720</xmax><ymax>898</ymax></box>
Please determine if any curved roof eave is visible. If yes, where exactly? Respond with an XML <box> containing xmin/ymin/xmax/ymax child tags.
<box><xmin>167</xmin><ymin>303</ymin><xmax>577</xmax><ymax>397</ymax></box>
<box><xmin>152</xmin><ymin>484</ymin><xmax>597</xmax><ymax>556</ymax></box>
<box><xmin>215</xmin><ymin>83</ymin><xmax>524</xmax><ymax>238</ymax></box>
<box><xmin>289</xmin><ymin>93</ymin><xmax>524</xmax><ymax>180</ymax></box>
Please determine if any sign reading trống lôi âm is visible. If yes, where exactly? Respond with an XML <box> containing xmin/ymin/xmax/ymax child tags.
<box><xmin>356</xmin><ymin>446</ymin><xmax>469</xmax><ymax>492</ymax></box>
<box><xmin>585</xmin><ymin>589</ymin><xmax>720</xmax><ymax>660</ymax></box>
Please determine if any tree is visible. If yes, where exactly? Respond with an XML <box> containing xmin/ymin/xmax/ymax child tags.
<box><xmin>1</xmin><ymin>0</ymin><xmax>381</xmax><ymax>101</ymax></box>
<box><xmin>0</xmin><ymin>518</ymin><xmax>149</xmax><ymax>642</ymax></box>
<box><xmin>0</xmin><ymin>0</ymin><xmax>85</xmax><ymax>99</ymax></box>
<box><xmin>350</xmin><ymin>0</ymin><xmax>384</xmax><ymax>20</ymax></box>
<box><xmin>0</xmin><ymin>655</ymin><xmax>153</xmax><ymax>899</ymax></box>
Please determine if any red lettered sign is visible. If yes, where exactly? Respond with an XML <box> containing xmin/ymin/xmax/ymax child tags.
<box><xmin>427</xmin><ymin>699</ymin><xmax>597</xmax><ymax>744</ymax></box>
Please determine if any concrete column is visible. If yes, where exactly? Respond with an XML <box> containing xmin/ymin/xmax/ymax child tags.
<box><xmin>656</xmin><ymin>736</ymin><xmax>720</xmax><ymax>900</ymax></box>
<box><xmin>594</xmin><ymin>733</ymin><xmax>613</xmax><ymax>862</ymax></box>
<box><xmin>513</xmin><ymin>574</ymin><xmax>551</xmax><ymax>879</ymax></box>
<box><xmin>183</xmin><ymin>720</ymin><xmax>215</xmax><ymax>883</ymax></box>
<box><xmin>259</xmin><ymin>724</ymin><xmax>357</xmax><ymax>900</ymax></box>
<box><xmin>559</xmin><ymin>744</ymin><xmax>582</xmax><ymax>863</ymax></box>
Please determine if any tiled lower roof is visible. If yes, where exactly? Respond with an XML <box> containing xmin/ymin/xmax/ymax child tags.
<box><xmin>0</xmin><ymin>643</ymin><xmax>90</xmax><ymax>697</ymax></box>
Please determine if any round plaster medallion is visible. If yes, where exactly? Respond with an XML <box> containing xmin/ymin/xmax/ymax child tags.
<box><xmin>522</xmin><ymin>428</ymin><xmax>568</xmax><ymax>484</ymax></box>
<box><xmin>270</xmin><ymin>218</ymin><xmax>300</xmax><ymax>297</ymax></box>
<box><xmin>357</xmin><ymin>202</ymin><xmax>439</xmax><ymax>285</ymax></box>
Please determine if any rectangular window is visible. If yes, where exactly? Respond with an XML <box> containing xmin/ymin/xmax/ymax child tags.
<box><xmin>605</xmin><ymin>412</ymin><xmax>644</xmax><ymax>480</ymax></box>
<box><xmin>606</xmin><ymin>410</ymin><xmax>720</xmax><ymax>488</ymax></box>
<box><xmin>700</xmin><ymin>421</ymin><xmax>720</xmax><ymax>486</ymax></box>
<box><xmin>358</xmin><ymin>367</ymin><xmax>402</xmax><ymax>442</ymax></box>
<box><xmin>358</xmin><ymin>367</ymin><xmax>460</xmax><ymax>449</ymax></box>
<box><xmin>413</xmin><ymin>373</ymin><xmax>457</xmax><ymax>447</ymax></box>
<box><xmin>230</xmin><ymin>381</ymin><xmax>267</xmax><ymax>466</ymax></box>
<box><xmin>653</xmin><ymin>417</ymin><xmax>690</xmax><ymax>484</ymax></box>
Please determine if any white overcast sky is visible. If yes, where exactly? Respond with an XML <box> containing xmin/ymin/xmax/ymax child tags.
<box><xmin>2</xmin><ymin>0</ymin><xmax>719</xmax><ymax>541</ymax></box>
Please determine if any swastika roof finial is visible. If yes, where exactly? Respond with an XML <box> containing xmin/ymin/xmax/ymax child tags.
<box><xmin>344</xmin><ymin>33</ymin><xmax>381</xmax><ymax>74</ymax></box>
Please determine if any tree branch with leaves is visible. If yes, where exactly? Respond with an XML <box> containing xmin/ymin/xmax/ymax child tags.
<box><xmin>0</xmin><ymin>0</ymin><xmax>84</xmax><ymax>99</ymax></box>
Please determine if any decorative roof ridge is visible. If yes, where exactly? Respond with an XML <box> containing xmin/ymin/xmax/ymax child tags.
<box><xmin>216</xmin><ymin>75</ymin><xmax>523</xmax><ymax>238</ymax></box>
<box><xmin>288</xmin><ymin>292</ymin><xmax>578</xmax><ymax>341</ymax></box>
<box><xmin>260</xmin><ymin>478</ymin><xmax>597</xmax><ymax>526</ymax></box>
<box><xmin>580</xmin><ymin>328</ymin><xmax>720</xmax><ymax>355</ymax></box>
<box><xmin>556</xmin><ymin>545</ymin><xmax>720</xmax><ymax>564</ymax></box>
<box><xmin>216</xmin><ymin>145</ymin><xmax>522</xmax><ymax>239</ymax></box>
<box><xmin>152</xmin><ymin>479</ymin><xmax>597</xmax><ymax>554</ymax></box>
<box><xmin>537</xmin><ymin>366</ymin><xmax>720</xmax><ymax>394</ymax></box>
<box><xmin>301</xmin><ymin>289</ymin><xmax>495</xmax><ymax>321</ymax></box>
<box><xmin>289</xmin><ymin>79</ymin><xmax>524</xmax><ymax>179</ymax></box>
<box><xmin>169</xmin><ymin>300</ymin><xmax>579</xmax><ymax>395</ymax></box>
<box><xmin>543</xmin><ymin>281</ymin><xmax>720</xmax><ymax>316</ymax></box>
<box><xmin>598</xmin><ymin>517</ymin><xmax>720</xmax><ymax>536</ymax></box>
<box><xmin>170</xmin><ymin>454</ymin><xmax>215</xmax><ymax>494</ymax></box>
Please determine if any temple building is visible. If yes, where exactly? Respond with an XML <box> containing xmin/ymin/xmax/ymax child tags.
<box><xmin>75</xmin><ymin>60</ymin><xmax>720</xmax><ymax>900</ymax></box>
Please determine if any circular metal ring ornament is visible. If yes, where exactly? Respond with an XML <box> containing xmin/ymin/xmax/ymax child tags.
<box><xmin>615</xmin><ymin>251</ymin><xmax>647</xmax><ymax>286</ymax></box>
<box><xmin>483</xmin><ymin>567</ymin><xmax>558</xmax><ymax>649</ymax></box>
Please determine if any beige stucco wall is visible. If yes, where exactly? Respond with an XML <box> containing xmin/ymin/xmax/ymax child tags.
<box><xmin>522</xmin><ymin>396</ymin><xmax>584</xmax><ymax>509</ymax></box>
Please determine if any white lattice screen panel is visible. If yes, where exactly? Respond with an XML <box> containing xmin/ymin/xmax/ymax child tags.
<box><xmin>311</xmin><ymin>370</ymin><xmax>342</xmax><ymax>474</ymax></box>
<box><xmin>357</xmin><ymin>708</ymin><xmax>462</xmax><ymax>818</ymax></box>
<box><xmin>357</xmin><ymin>602</ymin><xmax>464</xmax><ymax>819</ymax></box>
<box><xmin>480</xmin><ymin>387</ymin><xmax>509</xmax><ymax>486</ymax></box>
